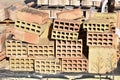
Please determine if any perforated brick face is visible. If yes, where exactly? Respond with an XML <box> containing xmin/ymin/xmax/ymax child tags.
<box><xmin>62</xmin><ymin>58</ymin><xmax>88</xmax><ymax>72</ymax></box>
<box><xmin>10</xmin><ymin>58</ymin><xmax>34</xmax><ymax>71</ymax></box>
<box><xmin>51</xmin><ymin>30</ymin><xmax>78</xmax><ymax>40</ymax></box>
<box><xmin>56</xmin><ymin>40</ymin><xmax>83</xmax><ymax>58</ymax></box>
<box><xmin>6</xmin><ymin>40</ymin><xmax>27</xmax><ymax>57</ymax></box>
<box><xmin>83</xmin><ymin>22</ymin><xmax>110</xmax><ymax>32</ymax></box>
<box><xmin>35</xmin><ymin>59</ymin><xmax>61</xmax><ymax>74</ymax></box>
<box><xmin>15</xmin><ymin>20</ymin><xmax>46</xmax><ymax>35</ymax></box>
<box><xmin>28</xmin><ymin>44</ymin><xmax>54</xmax><ymax>58</ymax></box>
<box><xmin>87</xmin><ymin>32</ymin><xmax>115</xmax><ymax>46</ymax></box>
<box><xmin>53</xmin><ymin>19</ymin><xmax>80</xmax><ymax>32</ymax></box>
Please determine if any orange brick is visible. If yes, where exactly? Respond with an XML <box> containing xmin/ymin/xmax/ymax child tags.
<box><xmin>57</xmin><ymin>8</ymin><xmax>83</xmax><ymax>20</ymax></box>
<box><xmin>0</xmin><ymin>50</ymin><xmax>6</xmax><ymax>61</ymax></box>
<box><xmin>12</xmin><ymin>28</ymin><xmax>40</xmax><ymax>44</ymax></box>
<box><xmin>17</xmin><ymin>7</ymin><xmax>49</xmax><ymax>25</ymax></box>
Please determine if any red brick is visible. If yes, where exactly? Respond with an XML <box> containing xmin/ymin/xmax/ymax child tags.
<box><xmin>9</xmin><ymin>28</ymin><xmax>40</xmax><ymax>44</ymax></box>
<box><xmin>57</xmin><ymin>8</ymin><xmax>83</xmax><ymax>20</ymax></box>
<box><xmin>0</xmin><ymin>50</ymin><xmax>6</xmax><ymax>61</ymax></box>
<box><xmin>17</xmin><ymin>7</ymin><xmax>49</xmax><ymax>25</ymax></box>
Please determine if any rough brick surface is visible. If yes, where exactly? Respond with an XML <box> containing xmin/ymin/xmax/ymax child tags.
<box><xmin>35</xmin><ymin>59</ymin><xmax>61</xmax><ymax>74</ymax></box>
<box><xmin>28</xmin><ymin>44</ymin><xmax>54</xmax><ymax>58</ymax></box>
<box><xmin>51</xmin><ymin>30</ymin><xmax>78</xmax><ymax>40</ymax></box>
<box><xmin>53</xmin><ymin>19</ymin><xmax>80</xmax><ymax>32</ymax></box>
<box><xmin>17</xmin><ymin>7</ymin><xmax>49</xmax><ymax>25</ymax></box>
<box><xmin>56</xmin><ymin>40</ymin><xmax>83</xmax><ymax>58</ymax></box>
<box><xmin>61</xmin><ymin>58</ymin><xmax>88</xmax><ymax>72</ymax></box>
<box><xmin>57</xmin><ymin>8</ymin><xmax>83</xmax><ymax>20</ymax></box>
<box><xmin>0</xmin><ymin>50</ymin><xmax>6</xmax><ymax>61</ymax></box>
<box><xmin>87</xmin><ymin>32</ymin><xmax>117</xmax><ymax>47</ymax></box>
<box><xmin>9</xmin><ymin>57</ymin><xmax>34</xmax><ymax>71</ymax></box>
<box><xmin>6</xmin><ymin>40</ymin><xmax>27</xmax><ymax>57</ymax></box>
<box><xmin>13</xmin><ymin>28</ymin><xmax>40</xmax><ymax>44</ymax></box>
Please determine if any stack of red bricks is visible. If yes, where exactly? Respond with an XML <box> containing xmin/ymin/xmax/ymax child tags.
<box><xmin>51</xmin><ymin>19</ymin><xmax>88</xmax><ymax>72</ymax></box>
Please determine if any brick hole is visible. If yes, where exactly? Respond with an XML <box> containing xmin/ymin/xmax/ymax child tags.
<box><xmin>73</xmin><ymin>46</ymin><xmax>76</xmax><ymax>49</ymax></box>
<box><xmin>77</xmin><ymin>54</ymin><xmax>81</xmax><ymax>57</ymax></box>
<box><xmin>72</xmin><ymin>41</ymin><xmax>76</xmax><ymax>44</ymax></box>
<box><xmin>70</xmin><ymin>23</ymin><xmax>74</xmax><ymax>26</ymax></box>
<box><xmin>39</xmin><ymin>54</ymin><xmax>43</xmax><ymax>56</ymax></box>
<box><xmin>101</xmin><ymin>24</ymin><xmax>104</xmax><ymax>27</ymax></box>
<box><xmin>78</xmin><ymin>60</ymin><xmax>82</xmax><ymax>63</ymax></box>
<box><xmin>49</xmin><ymin>54</ymin><xmax>53</xmax><ymax>56</ymax></box>
<box><xmin>65</xmin><ymin>27</ymin><xmax>68</xmax><ymax>30</ymax></box>
<box><xmin>53</xmin><ymin>35</ymin><xmax>55</xmax><ymax>38</ymax></box>
<box><xmin>57</xmin><ymin>50</ymin><xmax>61</xmax><ymax>52</ymax></box>
<box><xmin>88</xmin><ymin>34</ymin><xmax>92</xmax><ymax>37</ymax></box>
<box><xmin>68</xmin><ymin>64</ymin><xmax>72</xmax><ymax>67</ymax></box>
<box><xmin>77</xmin><ymin>50</ymin><xmax>81</xmax><ymax>53</ymax></box>
<box><xmin>36</xmin><ymin>30</ymin><xmax>40</xmax><ymax>33</ymax></box>
<box><xmin>17</xmin><ymin>20</ymin><xmax>20</xmax><ymax>23</ymax></box>
<box><xmin>54</xmin><ymin>25</ymin><xmax>58</xmax><ymax>29</ymax></box>
<box><xmin>62</xmin><ymin>50</ymin><xmax>66</xmax><ymax>52</ymax></box>
<box><xmin>101</xmin><ymin>28</ymin><xmax>104</xmax><ymax>31</ymax></box>
<box><xmin>88</xmin><ymin>38</ymin><xmax>92</xmax><ymax>41</ymax></box>
<box><xmin>27</xmin><ymin>23</ymin><xmax>30</xmax><ymax>26</ymax></box>
<box><xmin>55</xmin><ymin>21</ymin><xmax>59</xmax><ymax>24</ymax></box>
<box><xmin>109</xmin><ymin>39</ymin><xmax>112</xmax><ymax>41</ymax></box>
<box><xmin>37</xmin><ymin>26</ymin><xmax>41</xmax><ymax>29</ymax></box>
<box><xmin>97</xmin><ymin>24</ymin><xmax>100</xmax><ymax>27</ymax></box>
<box><xmin>16</xmin><ymin>25</ymin><xmax>19</xmax><ymax>27</ymax></box>
<box><xmin>44</xmin><ymin>46</ymin><xmax>48</xmax><ymax>49</ymax></box>
<box><xmin>49</xmin><ymin>50</ymin><xmax>53</xmax><ymax>53</ymax></box>
<box><xmin>39</xmin><ymin>50</ymin><xmax>43</xmax><ymax>53</ymax></box>
<box><xmin>89</xmin><ymin>24</ymin><xmax>91</xmax><ymax>26</ymax></box>
<box><xmin>61</xmin><ymin>36</ymin><xmax>64</xmax><ymax>39</ymax></box>
<box><xmin>97</xmin><ymin>28</ymin><xmax>100</xmax><ymax>31</ymax></box>
<box><xmin>72</xmin><ymin>54</ymin><xmax>76</xmax><ymax>57</ymax></box>
<box><xmin>31</xmin><ymin>29</ymin><xmax>35</xmax><ymax>32</ymax></box>
<box><xmin>44</xmin><ymin>50</ymin><xmax>48</xmax><ymax>53</ymax></box>
<box><xmin>109</xmin><ymin>34</ymin><xmax>113</xmax><ymax>37</ymax></box>
<box><xmin>70</xmin><ymin>27</ymin><xmax>73</xmax><ymax>31</ymax></box>
<box><xmin>66</xmin><ymin>33</ymin><xmax>69</xmax><ymax>35</ymax></box>
<box><xmin>93</xmin><ymin>28</ymin><xmax>96</xmax><ymax>30</ymax></box>
<box><xmin>75</xmin><ymin>28</ymin><xmax>79</xmax><ymax>31</ymax></box>
<box><xmin>109</xmin><ymin>43</ymin><xmax>112</xmax><ymax>45</ymax></box>
<box><xmin>98</xmin><ymin>34</ymin><xmax>102</xmax><ymax>37</ymax></box>
<box><xmin>65</xmin><ymin>23</ymin><xmax>69</xmax><ymax>26</ymax></box>
<box><xmin>89</xmin><ymin>28</ymin><xmax>91</xmax><ymax>30</ymax></box>
<box><xmin>60</xmin><ymin>26</ymin><xmax>63</xmax><ymax>29</ymax></box>
<box><xmin>62</xmin><ymin>54</ymin><xmax>66</xmax><ymax>56</ymax></box>
<box><xmin>93</xmin><ymin>38</ymin><xmax>97</xmax><ymax>41</ymax></box>
<box><xmin>62</xmin><ymin>45</ymin><xmax>66</xmax><ymax>48</ymax></box>
<box><xmin>53</xmin><ymin>31</ymin><xmax>56</xmax><ymax>33</ymax></box>
<box><xmin>75</xmin><ymin>24</ymin><xmax>79</xmax><ymax>27</ymax></box>
<box><xmin>67</xmin><ymin>54</ymin><xmax>71</xmax><ymax>57</ymax></box>
<box><xmin>84</xmin><ymin>24</ymin><xmax>87</xmax><ymax>26</ymax></box>
<box><xmin>26</xmin><ymin>27</ymin><xmax>30</xmax><ymax>30</ymax></box>
<box><xmin>93</xmin><ymin>24</ymin><xmax>96</xmax><ymax>27</ymax></box>
<box><xmin>78</xmin><ymin>68</ymin><xmax>82</xmax><ymax>70</ymax></box>
<box><xmin>72</xmin><ymin>50</ymin><xmax>76</xmax><ymax>53</ymax></box>
<box><xmin>22</xmin><ymin>22</ymin><xmax>25</xmax><ymax>24</ymax></box>
<box><xmin>88</xmin><ymin>42</ymin><xmax>92</xmax><ymax>45</ymax></box>
<box><xmin>106</xmin><ymin>24</ymin><xmax>109</xmax><ymax>27</ymax></box>
<box><xmin>34</xmin><ymin>50</ymin><xmax>38</xmax><ymax>53</ymax></box>
<box><xmin>60</xmin><ymin>22</ymin><xmax>64</xmax><ymax>25</ymax></box>
<box><xmin>67</xmin><ymin>50</ymin><xmax>71</xmax><ymax>53</ymax></box>
<box><xmin>21</xmin><ymin>26</ymin><xmax>24</xmax><ymax>29</ymax></box>
<box><xmin>104</xmin><ymin>39</ymin><xmax>107</xmax><ymax>41</ymax></box>
<box><xmin>104</xmin><ymin>34</ymin><xmax>107</xmax><ymax>37</ymax></box>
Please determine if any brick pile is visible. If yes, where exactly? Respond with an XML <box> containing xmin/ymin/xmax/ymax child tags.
<box><xmin>51</xmin><ymin>19</ymin><xmax>88</xmax><ymax>72</ymax></box>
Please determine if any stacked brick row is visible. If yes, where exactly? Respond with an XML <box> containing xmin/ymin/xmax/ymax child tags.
<box><xmin>51</xmin><ymin>19</ymin><xmax>88</xmax><ymax>72</ymax></box>
<box><xmin>82</xmin><ymin>13</ymin><xmax>119</xmax><ymax>73</ymax></box>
